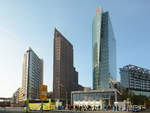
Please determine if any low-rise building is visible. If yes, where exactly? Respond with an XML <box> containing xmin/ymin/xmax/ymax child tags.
<box><xmin>18</xmin><ymin>88</ymin><xmax>24</xmax><ymax>102</ymax></box>
<box><xmin>12</xmin><ymin>88</ymin><xmax>20</xmax><ymax>104</ymax></box>
<box><xmin>71</xmin><ymin>89</ymin><xmax>121</xmax><ymax>109</ymax></box>
<box><xmin>120</xmin><ymin>64</ymin><xmax>150</xmax><ymax>97</ymax></box>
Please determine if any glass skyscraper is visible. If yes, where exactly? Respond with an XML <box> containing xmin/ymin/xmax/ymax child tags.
<box><xmin>92</xmin><ymin>6</ymin><xmax>117</xmax><ymax>90</ymax></box>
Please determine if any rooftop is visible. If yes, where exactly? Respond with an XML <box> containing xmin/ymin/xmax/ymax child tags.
<box><xmin>121</xmin><ymin>64</ymin><xmax>150</xmax><ymax>75</ymax></box>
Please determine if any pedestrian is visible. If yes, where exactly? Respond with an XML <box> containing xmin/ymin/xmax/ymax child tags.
<box><xmin>121</xmin><ymin>106</ymin><xmax>122</xmax><ymax>111</ymax></box>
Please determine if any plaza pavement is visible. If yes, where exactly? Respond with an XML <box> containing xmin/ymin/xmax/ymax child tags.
<box><xmin>0</xmin><ymin>107</ymin><xmax>150</xmax><ymax>113</ymax></box>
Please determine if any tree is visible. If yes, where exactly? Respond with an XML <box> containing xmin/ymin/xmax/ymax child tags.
<box><xmin>121</xmin><ymin>89</ymin><xmax>150</xmax><ymax>105</ymax></box>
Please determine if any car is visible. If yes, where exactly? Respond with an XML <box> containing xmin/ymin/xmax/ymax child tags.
<box><xmin>132</xmin><ymin>106</ymin><xmax>140</xmax><ymax>112</ymax></box>
<box><xmin>141</xmin><ymin>106</ymin><xmax>146</xmax><ymax>110</ymax></box>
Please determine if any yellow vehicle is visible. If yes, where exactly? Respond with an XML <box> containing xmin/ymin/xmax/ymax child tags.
<box><xmin>24</xmin><ymin>99</ymin><xmax>56</xmax><ymax>111</ymax></box>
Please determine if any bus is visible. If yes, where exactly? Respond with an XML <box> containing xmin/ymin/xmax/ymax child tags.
<box><xmin>24</xmin><ymin>99</ymin><xmax>56</xmax><ymax>111</ymax></box>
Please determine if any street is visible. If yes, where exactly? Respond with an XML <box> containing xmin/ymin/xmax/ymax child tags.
<box><xmin>0</xmin><ymin>109</ymin><xmax>150</xmax><ymax>113</ymax></box>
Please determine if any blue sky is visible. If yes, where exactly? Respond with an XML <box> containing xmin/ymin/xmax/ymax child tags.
<box><xmin>0</xmin><ymin>0</ymin><xmax>150</xmax><ymax>97</ymax></box>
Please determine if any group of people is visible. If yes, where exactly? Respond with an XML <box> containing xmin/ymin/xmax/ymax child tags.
<box><xmin>57</xmin><ymin>104</ymin><xmax>130</xmax><ymax>111</ymax></box>
<box><xmin>73</xmin><ymin>105</ymin><xmax>101</xmax><ymax>111</ymax></box>
<box><xmin>57</xmin><ymin>105</ymin><xmax>101</xmax><ymax>111</ymax></box>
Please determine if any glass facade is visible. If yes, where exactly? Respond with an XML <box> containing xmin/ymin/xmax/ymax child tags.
<box><xmin>92</xmin><ymin>6</ymin><xmax>116</xmax><ymax>90</ymax></box>
<box><xmin>120</xmin><ymin>65</ymin><xmax>150</xmax><ymax>97</ymax></box>
<box><xmin>71</xmin><ymin>90</ymin><xmax>118</xmax><ymax>107</ymax></box>
<box><xmin>72</xmin><ymin>92</ymin><xmax>114</xmax><ymax>102</ymax></box>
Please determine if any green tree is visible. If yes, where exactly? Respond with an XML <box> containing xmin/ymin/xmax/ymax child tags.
<box><xmin>121</xmin><ymin>89</ymin><xmax>149</xmax><ymax>105</ymax></box>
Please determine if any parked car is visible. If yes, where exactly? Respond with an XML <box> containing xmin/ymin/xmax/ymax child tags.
<box><xmin>132</xmin><ymin>105</ymin><xmax>140</xmax><ymax>112</ymax></box>
<box><xmin>141</xmin><ymin>105</ymin><xmax>146</xmax><ymax>110</ymax></box>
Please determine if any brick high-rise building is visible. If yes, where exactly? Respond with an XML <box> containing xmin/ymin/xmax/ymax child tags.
<box><xmin>53</xmin><ymin>28</ymin><xmax>79</xmax><ymax>102</ymax></box>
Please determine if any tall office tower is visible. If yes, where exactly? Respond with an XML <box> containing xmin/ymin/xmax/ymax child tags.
<box><xmin>92</xmin><ymin>6</ymin><xmax>117</xmax><ymax>90</ymax></box>
<box><xmin>53</xmin><ymin>28</ymin><xmax>78</xmax><ymax>102</ymax></box>
<box><xmin>22</xmin><ymin>47</ymin><xmax>43</xmax><ymax>100</ymax></box>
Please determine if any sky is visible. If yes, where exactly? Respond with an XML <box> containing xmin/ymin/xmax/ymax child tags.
<box><xmin>0</xmin><ymin>0</ymin><xmax>150</xmax><ymax>97</ymax></box>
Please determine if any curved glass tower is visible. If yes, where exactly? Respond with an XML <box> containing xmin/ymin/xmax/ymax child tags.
<box><xmin>92</xmin><ymin>6</ymin><xmax>117</xmax><ymax>90</ymax></box>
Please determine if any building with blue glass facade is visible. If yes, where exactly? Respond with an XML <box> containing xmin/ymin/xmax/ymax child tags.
<box><xmin>71</xmin><ymin>89</ymin><xmax>120</xmax><ymax>109</ymax></box>
<box><xmin>92</xmin><ymin>6</ymin><xmax>117</xmax><ymax>90</ymax></box>
<box><xmin>71</xmin><ymin>6</ymin><xmax>120</xmax><ymax>108</ymax></box>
